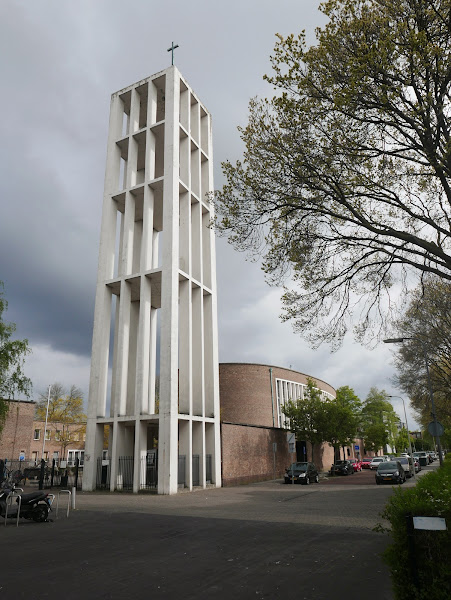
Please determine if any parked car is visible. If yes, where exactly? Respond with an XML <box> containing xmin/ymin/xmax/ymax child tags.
<box><xmin>429</xmin><ymin>451</ymin><xmax>437</xmax><ymax>461</ymax></box>
<box><xmin>413</xmin><ymin>451</ymin><xmax>430</xmax><ymax>466</ymax></box>
<box><xmin>370</xmin><ymin>457</ymin><xmax>388</xmax><ymax>470</ymax></box>
<box><xmin>395</xmin><ymin>456</ymin><xmax>415</xmax><ymax>478</ymax></box>
<box><xmin>413</xmin><ymin>458</ymin><xmax>421</xmax><ymax>473</ymax></box>
<box><xmin>348</xmin><ymin>458</ymin><xmax>362</xmax><ymax>472</ymax></box>
<box><xmin>361</xmin><ymin>458</ymin><xmax>373</xmax><ymax>469</ymax></box>
<box><xmin>330</xmin><ymin>460</ymin><xmax>354</xmax><ymax>476</ymax></box>
<box><xmin>284</xmin><ymin>462</ymin><xmax>319</xmax><ymax>485</ymax></box>
<box><xmin>375</xmin><ymin>460</ymin><xmax>406</xmax><ymax>485</ymax></box>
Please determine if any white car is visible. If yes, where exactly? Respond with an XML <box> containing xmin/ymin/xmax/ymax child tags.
<box><xmin>370</xmin><ymin>457</ymin><xmax>388</xmax><ymax>470</ymax></box>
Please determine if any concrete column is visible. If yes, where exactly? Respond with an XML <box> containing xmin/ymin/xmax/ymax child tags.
<box><xmin>178</xmin><ymin>279</ymin><xmax>192</xmax><ymax>415</ymax></box>
<box><xmin>135</xmin><ymin>276</ymin><xmax>152</xmax><ymax>415</ymax></box>
<box><xmin>141</xmin><ymin>186</ymin><xmax>154</xmax><ymax>272</ymax></box>
<box><xmin>178</xmin><ymin>420</ymin><xmax>192</xmax><ymax>490</ymax></box>
<box><xmin>158</xmin><ymin>66</ymin><xmax>180</xmax><ymax>495</ymax></box>
<box><xmin>192</xmin><ymin>420</ymin><xmax>205</xmax><ymax>488</ymax></box>
<box><xmin>133</xmin><ymin>420</ymin><xmax>147</xmax><ymax>493</ymax></box>
<box><xmin>148</xmin><ymin>306</ymin><xmax>157</xmax><ymax>414</ymax></box>
<box><xmin>120</xmin><ymin>192</ymin><xmax>135</xmax><ymax>276</ymax></box>
<box><xmin>115</xmin><ymin>280</ymin><xmax>131</xmax><ymax>416</ymax></box>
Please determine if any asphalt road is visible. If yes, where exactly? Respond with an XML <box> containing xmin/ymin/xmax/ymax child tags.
<box><xmin>0</xmin><ymin>464</ymin><xmax>438</xmax><ymax>600</ymax></box>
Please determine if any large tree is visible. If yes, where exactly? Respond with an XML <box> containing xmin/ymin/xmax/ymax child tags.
<box><xmin>326</xmin><ymin>386</ymin><xmax>362</xmax><ymax>460</ymax></box>
<box><xmin>392</xmin><ymin>277</ymin><xmax>451</xmax><ymax>430</ymax></box>
<box><xmin>215</xmin><ymin>0</ymin><xmax>451</xmax><ymax>347</ymax></box>
<box><xmin>361</xmin><ymin>387</ymin><xmax>399</xmax><ymax>452</ymax></box>
<box><xmin>0</xmin><ymin>282</ymin><xmax>32</xmax><ymax>434</ymax></box>
<box><xmin>282</xmin><ymin>378</ymin><xmax>329</xmax><ymax>460</ymax></box>
<box><xmin>36</xmin><ymin>383</ymin><xmax>86</xmax><ymax>458</ymax></box>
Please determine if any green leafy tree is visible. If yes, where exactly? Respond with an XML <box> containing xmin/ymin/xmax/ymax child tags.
<box><xmin>394</xmin><ymin>427</ymin><xmax>410</xmax><ymax>454</ymax></box>
<box><xmin>393</xmin><ymin>277</ymin><xmax>451</xmax><ymax>433</ymax></box>
<box><xmin>325</xmin><ymin>386</ymin><xmax>362</xmax><ymax>460</ymax></box>
<box><xmin>282</xmin><ymin>378</ymin><xmax>328</xmax><ymax>461</ymax></box>
<box><xmin>0</xmin><ymin>282</ymin><xmax>32</xmax><ymax>435</ymax></box>
<box><xmin>36</xmin><ymin>383</ymin><xmax>86</xmax><ymax>458</ymax></box>
<box><xmin>215</xmin><ymin>0</ymin><xmax>451</xmax><ymax>348</ymax></box>
<box><xmin>361</xmin><ymin>388</ymin><xmax>399</xmax><ymax>453</ymax></box>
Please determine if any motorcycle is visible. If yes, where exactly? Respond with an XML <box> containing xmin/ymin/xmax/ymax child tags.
<box><xmin>0</xmin><ymin>485</ymin><xmax>53</xmax><ymax>523</ymax></box>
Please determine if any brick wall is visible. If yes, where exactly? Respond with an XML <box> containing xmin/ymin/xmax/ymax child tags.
<box><xmin>219</xmin><ymin>363</ymin><xmax>336</xmax><ymax>428</ymax></box>
<box><xmin>0</xmin><ymin>400</ymin><xmax>36</xmax><ymax>460</ymax></box>
<box><xmin>29</xmin><ymin>421</ymin><xmax>86</xmax><ymax>461</ymax></box>
<box><xmin>221</xmin><ymin>422</ymin><xmax>292</xmax><ymax>486</ymax></box>
<box><xmin>218</xmin><ymin>363</ymin><xmax>364</xmax><ymax>479</ymax></box>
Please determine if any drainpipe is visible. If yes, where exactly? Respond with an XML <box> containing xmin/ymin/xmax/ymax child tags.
<box><xmin>269</xmin><ymin>368</ymin><xmax>275</xmax><ymax>427</ymax></box>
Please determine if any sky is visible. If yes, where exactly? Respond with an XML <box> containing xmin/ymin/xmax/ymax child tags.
<box><xmin>0</xmin><ymin>0</ymin><xmax>418</xmax><ymax>429</ymax></box>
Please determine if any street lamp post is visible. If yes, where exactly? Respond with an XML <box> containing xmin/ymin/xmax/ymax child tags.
<box><xmin>388</xmin><ymin>395</ymin><xmax>415</xmax><ymax>479</ymax></box>
<box><xmin>384</xmin><ymin>337</ymin><xmax>444</xmax><ymax>467</ymax></box>
<box><xmin>41</xmin><ymin>385</ymin><xmax>52</xmax><ymax>461</ymax></box>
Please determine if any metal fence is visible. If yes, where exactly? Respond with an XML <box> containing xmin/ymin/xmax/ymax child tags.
<box><xmin>92</xmin><ymin>453</ymin><xmax>213</xmax><ymax>491</ymax></box>
<box><xmin>0</xmin><ymin>458</ymin><xmax>82</xmax><ymax>490</ymax></box>
<box><xmin>96</xmin><ymin>457</ymin><xmax>157</xmax><ymax>491</ymax></box>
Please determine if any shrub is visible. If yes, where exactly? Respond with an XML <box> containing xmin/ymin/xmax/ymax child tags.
<box><xmin>380</xmin><ymin>457</ymin><xmax>451</xmax><ymax>600</ymax></box>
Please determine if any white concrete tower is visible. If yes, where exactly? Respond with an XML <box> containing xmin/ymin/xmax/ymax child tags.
<box><xmin>83</xmin><ymin>66</ymin><xmax>221</xmax><ymax>494</ymax></box>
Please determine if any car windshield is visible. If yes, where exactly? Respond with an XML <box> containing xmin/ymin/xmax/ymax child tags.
<box><xmin>377</xmin><ymin>462</ymin><xmax>398</xmax><ymax>471</ymax></box>
<box><xmin>398</xmin><ymin>458</ymin><xmax>408</xmax><ymax>464</ymax></box>
<box><xmin>372</xmin><ymin>458</ymin><xmax>383</xmax><ymax>462</ymax></box>
<box><xmin>289</xmin><ymin>463</ymin><xmax>307</xmax><ymax>472</ymax></box>
<box><xmin>335</xmin><ymin>461</ymin><xmax>347</xmax><ymax>465</ymax></box>
<box><xmin>362</xmin><ymin>458</ymin><xmax>371</xmax><ymax>462</ymax></box>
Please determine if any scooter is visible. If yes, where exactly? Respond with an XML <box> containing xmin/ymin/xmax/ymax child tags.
<box><xmin>0</xmin><ymin>485</ymin><xmax>52</xmax><ymax>523</ymax></box>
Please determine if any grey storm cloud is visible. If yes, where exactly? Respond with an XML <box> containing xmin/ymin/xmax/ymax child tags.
<box><xmin>0</xmin><ymin>0</ymin><xmax>415</xmax><ymax>425</ymax></box>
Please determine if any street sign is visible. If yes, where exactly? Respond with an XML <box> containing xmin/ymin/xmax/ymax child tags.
<box><xmin>355</xmin><ymin>445</ymin><xmax>359</xmax><ymax>450</ymax></box>
<box><xmin>413</xmin><ymin>516</ymin><xmax>447</xmax><ymax>531</ymax></box>
<box><xmin>427</xmin><ymin>421</ymin><xmax>444</xmax><ymax>437</ymax></box>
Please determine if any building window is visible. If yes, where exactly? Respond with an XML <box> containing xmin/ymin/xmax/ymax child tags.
<box><xmin>32</xmin><ymin>451</ymin><xmax>38</xmax><ymax>464</ymax></box>
<box><xmin>33</xmin><ymin>429</ymin><xmax>41</xmax><ymax>440</ymax></box>
<box><xmin>55</xmin><ymin>430</ymin><xmax>61</xmax><ymax>441</ymax></box>
<box><xmin>73</xmin><ymin>432</ymin><xmax>79</xmax><ymax>442</ymax></box>
<box><xmin>45</xmin><ymin>430</ymin><xmax>51</xmax><ymax>441</ymax></box>
<box><xmin>43</xmin><ymin>452</ymin><xmax>49</xmax><ymax>460</ymax></box>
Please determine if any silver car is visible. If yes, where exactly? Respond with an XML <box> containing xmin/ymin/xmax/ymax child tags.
<box><xmin>369</xmin><ymin>457</ymin><xmax>388</xmax><ymax>470</ymax></box>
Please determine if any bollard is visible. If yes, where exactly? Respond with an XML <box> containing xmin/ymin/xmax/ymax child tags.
<box><xmin>71</xmin><ymin>486</ymin><xmax>76</xmax><ymax>510</ymax></box>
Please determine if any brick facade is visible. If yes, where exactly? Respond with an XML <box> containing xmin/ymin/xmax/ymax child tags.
<box><xmin>29</xmin><ymin>421</ymin><xmax>86</xmax><ymax>462</ymax></box>
<box><xmin>219</xmin><ymin>363</ymin><xmax>340</xmax><ymax>481</ymax></box>
<box><xmin>0</xmin><ymin>400</ymin><xmax>36</xmax><ymax>460</ymax></box>
<box><xmin>0</xmin><ymin>399</ymin><xmax>86</xmax><ymax>463</ymax></box>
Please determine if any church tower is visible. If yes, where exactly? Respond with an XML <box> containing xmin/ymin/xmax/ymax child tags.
<box><xmin>83</xmin><ymin>66</ymin><xmax>221</xmax><ymax>494</ymax></box>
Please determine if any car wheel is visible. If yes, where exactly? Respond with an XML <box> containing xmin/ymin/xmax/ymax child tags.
<box><xmin>315</xmin><ymin>475</ymin><xmax>319</xmax><ymax>483</ymax></box>
<box><xmin>376</xmin><ymin>480</ymin><xmax>381</xmax><ymax>485</ymax></box>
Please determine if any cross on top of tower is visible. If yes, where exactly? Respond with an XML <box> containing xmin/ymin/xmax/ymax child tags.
<box><xmin>167</xmin><ymin>41</ymin><xmax>179</xmax><ymax>66</ymax></box>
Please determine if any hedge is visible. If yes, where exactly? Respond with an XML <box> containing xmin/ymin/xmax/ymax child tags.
<box><xmin>380</xmin><ymin>456</ymin><xmax>451</xmax><ymax>600</ymax></box>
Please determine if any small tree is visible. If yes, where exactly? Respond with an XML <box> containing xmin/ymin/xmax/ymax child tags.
<box><xmin>324</xmin><ymin>401</ymin><xmax>359</xmax><ymax>462</ymax></box>
<box><xmin>0</xmin><ymin>282</ymin><xmax>32</xmax><ymax>436</ymax></box>
<box><xmin>361</xmin><ymin>388</ymin><xmax>399</xmax><ymax>453</ymax></box>
<box><xmin>394</xmin><ymin>427</ymin><xmax>410</xmax><ymax>454</ymax></box>
<box><xmin>282</xmin><ymin>378</ymin><xmax>328</xmax><ymax>462</ymax></box>
<box><xmin>328</xmin><ymin>386</ymin><xmax>362</xmax><ymax>460</ymax></box>
<box><xmin>36</xmin><ymin>383</ymin><xmax>86</xmax><ymax>458</ymax></box>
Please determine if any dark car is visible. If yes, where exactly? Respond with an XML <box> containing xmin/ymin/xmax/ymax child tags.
<box><xmin>284</xmin><ymin>462</ymin><xmax>319</xmax><ymax>485</ymax></box>
<box><xmin>330</xmin><ymin>460</ymin><xmax>354</xmax><ymax>476</ymax></box>
<box><xmin>375</xmin><ymin>460</ymin><xmax>406</xmax><ymax>485</ymax></box>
